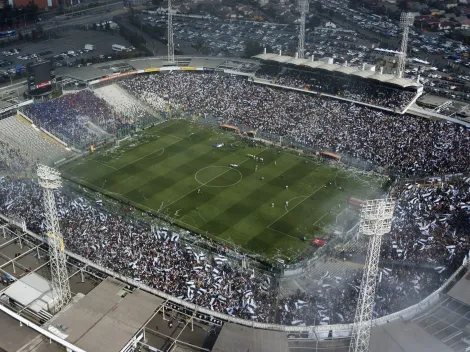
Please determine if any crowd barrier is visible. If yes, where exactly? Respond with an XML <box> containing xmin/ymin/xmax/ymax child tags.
<box><xmin>0</xmin><ymin>213</ymin><xmax>466</xmax><ymax>341</ymax></box>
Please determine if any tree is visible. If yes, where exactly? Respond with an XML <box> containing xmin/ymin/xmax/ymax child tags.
<box><xmin>397</xmin><ymin>1</ymin><xmax>410</xmax><ymax>11</ymax></box>
<box><xmin>36</xmin><ymin>23</ymin><xmax>43</xmax><ymax>37</ymax></box>
<box><xmin>25</xmin><ymin>2</ymin><xmax>39</xmax><ymax>22</ymax></box>
<box><xmin>307</xmin><ymin>16</ymin><xmax>321</xmax><ymax>29</ymax></box>
<box><xmin>243</xmin><ymin>40</ymin><xmax>263</xmax><ymax>58</ymax></box>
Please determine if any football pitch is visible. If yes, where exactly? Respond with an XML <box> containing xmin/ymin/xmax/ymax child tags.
<box><xmin>61</xmin><ymin>119</ymin><xmax>381</xmax><ymax>259</ymax></box>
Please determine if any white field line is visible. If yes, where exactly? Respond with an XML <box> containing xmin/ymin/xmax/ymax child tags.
<box><xmin>265</xmin><ymin>226</ymin><xmax>302</xmax><ymax>241</ymax></box>
<box><xmin>312</xmin><ymin>212</ymin><xmax>331</xmax><ymax>226</ymax></box>
<box><xmin>284</xmin><ymin>195</ymin><xmax>308</xmax><ymax>211</ymax></box>
<box><xmin>114</xmin><ymin>136</ymin><xmax>183</xmax><ymax>171</ymax></box>
<box><xmin>68</xmin><ymin>176</ymin><xmax>123</xmax><ymax>198</ymax></box>
<box><xmin>98</xmin><ymin>119</ymin><xmax>182</xmax><ymax>171</ymax></box>
<box><xmin>267</xmin><ymin>185</ymin><xmax>325</xmax><ymax>228</ymax></box>
<box><xmin>163</xmin><ymin>149</ymin><xmax>266</xmax><ymax>209</ymax></box>
<box><xmin>90</xmin><ymin>159</ymin><xmax>118</xmax><ymax>170</ymax></box>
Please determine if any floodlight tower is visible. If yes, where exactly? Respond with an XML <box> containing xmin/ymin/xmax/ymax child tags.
<box><xmin>297</xmin><ymin>0</ymin><xmax>309</xmax><ymax>59</ymax></box>
<box><xmin>349</xmin><ymin>198</ymin><xmax>396</xmax><ymax>352</ymax></box>
<box><xmin>396</xmin><ymin>12</ymin><xmax>414</xmax><ymax>78</ymax></box>
<box><xmin>37</xmin><ymin>165</ymin><xmax>71</xmax><ymax>312</ymax></box>
<box><xmin>167</xmin><ymin>0</ymin><xmax>175</xmax><ymax>63</ymax></box>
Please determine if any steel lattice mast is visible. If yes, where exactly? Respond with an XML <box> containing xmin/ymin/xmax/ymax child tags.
<box><xmin>396</xmin><ymin>12</ymin><xmax>414</xmax><ymax>78</ymax></box>
<box><xmin>349</xmin><ymin>198</ymin><xmax>395</xmax><ymax>352</ymax></box>
<box><xmin>297</xmin><ymin>0</ymin><xmax>309</xmax><ymax>59</ymax></box>
<box><xmin>167</xmin><ymin>0</ymin><xmax>175</xmax><ymax>63</ymax></box>
<box><xmin>37</xmin><ymin>165</ymin><xmax>71</xmax><ymax>312</ymax></box>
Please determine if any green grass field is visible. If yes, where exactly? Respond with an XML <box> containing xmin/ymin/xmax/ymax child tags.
<box><xmin>61</xmin><ymin>119</ymin><xmax>381</xmax><ymax>259</ymax></box>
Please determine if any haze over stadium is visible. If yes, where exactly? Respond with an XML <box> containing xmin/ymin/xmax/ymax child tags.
<box><xmin>0</xmin><ymin>5</ymin><xmax>469</xmax><ymax>352</ymax></box>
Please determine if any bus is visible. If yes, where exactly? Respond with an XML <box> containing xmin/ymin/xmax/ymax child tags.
<box><xmin>112</xmin><ymin>44</ymin><xmax>126</xmax><ymax>52</ymax></box>
<box><xmin>0</xmin><ymin>30</ymin><xmax>16</xmax><ymax>39</ymax></box>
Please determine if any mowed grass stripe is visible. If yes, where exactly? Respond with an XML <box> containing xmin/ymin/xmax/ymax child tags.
<box><xmin>193</xmin><ymin>152</ymin><xmax>307</xmax><ymax>243</ymax></box>
<box><xmin>269</xmin><ymin>186</ymin><xmax>343</xmax><ymax>238</ymax></box>
<box><xmin>167</xmin><ymin>148</ymin><xmax>286</xmax><ymax>227</ymax></box>
<box><xmin>60</xmin><ymin>158</ymin><xmax>113</xmax><ymax>184</ymax></box>
<box><xmin>197</xmin><ymin>160</ymin><xmax>315</xmax><ymax>238</ymax></box>
<box><xmin>122</xmin><ymin>143</ymin><xmax>240</xmax><ymax>206</ymax></box>
<box><xmin>91</xmin><ymin>131</ymin><xmax>210</xmax><ymax>190</ymax></box>
<box><xmin>69</xmin><ymin>133</ymin><xmax>180</xmax><ymax>188</ymax></box>
<box><xmin>61</xmin><ymin>119</ymin><xmax>381</xmax><ymax>258</ymax></box>
<box><xmin>65</xmin><ymin>120</ymin><xmax>192</xmax><ymax>190</ymax></box>
<box><xmin>106</xmin><ymin>133</ymin><xmax>216</xmax><ymax>196</ymax></box>
<box><xmin>92</xmin><ymin>120</ymin><xmax>184</xmax><ymax>167</ymax></box>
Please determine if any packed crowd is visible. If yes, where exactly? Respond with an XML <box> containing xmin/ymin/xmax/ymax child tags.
<box><xmin>23</xmin><ymin>90</ymin><xmax>127</xmax><ymax>148</ymax></box>
<box><xmin>120</xmin><ymin>72</ymin><xmax>470</xmax><ymax>177</ymax></box>
<box><xmin>383</xmin><ymin>179</ymin><xmax>470</xmax><ymax>266</ymax></box>
<box><xmin>256</xmin><ymin>65</ymin><xmax>416</xmax><ymax>110</ymax></box>
<box><xmin>0</xmin><ymin>174</ymin><xmax>466</xmax><ymax>325</ymax></box>
<box><xmin>0</xmin><ymin>178</ymin><xmax>276</xmax><ymax>322</ymax></box>
<box><xmin>278</xmin><ymin>266</ymin><xmax>448</xmax><ymax>326</ymax></box>
<box><xmin>277</xmin><ymin>178</ymin><xmax>470</xmax><ymax>325</ymax></box>
<box><xmin>3</xmin><ymin>72</ymin><xmax>469</xmax><ymax>326</ymax></box>
<box><xmin>93</xmin><ymin>85</ymin><xmax>155</xmax><ymax>132</ymax></box>
<box><xmin>0</xmin><ymin>142</ymin><xmax>35</xmax><ymax>176</ymax></box>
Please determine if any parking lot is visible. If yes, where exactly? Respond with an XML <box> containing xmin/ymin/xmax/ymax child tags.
<box><xmin>0</xmin><ymin>29</ymin><xmax>132</xmax><ymax>72</ymax></box>
<box><xmin>139</xmin><ymin>14</ymin><xmax>373</xmax><ymax>63</ymax></box>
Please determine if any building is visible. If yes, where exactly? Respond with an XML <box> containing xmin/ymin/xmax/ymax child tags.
<box><xmin>325</xmin><ymin>21</ymin><xmax>337</xmax><ymax>29</ymax></box>
<box><xmin>13</xmin><ymin>0</ymin><xmax>58</xmax><ymax>9</ymax></box>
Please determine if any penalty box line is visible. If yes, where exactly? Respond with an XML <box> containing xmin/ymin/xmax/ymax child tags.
<box><xmin>103</xmin><ymin>120</ymin><xmax>185</xmax><ymax>172</ymax></box>
<box><xmin>267</xmin><ymin>184</ymin><xmax>325</xmax><ymax>230</ymax></box>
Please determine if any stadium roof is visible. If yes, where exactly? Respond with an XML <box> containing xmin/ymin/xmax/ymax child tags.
<box><xmin>2</xmin><ymin>273</ymin><xmax>57</xmax><ymax>313</ymax></box>
<box><xmin>56</xmin><ymin>66</ymin><xmax>111</xmax><ymax>81</ymax></box>
<box><xmin>255</xmin><ymin>53</ymin><xmax>281</xmax><ymax>61</ymax></box>
<box><xmin>372</xmin><ymin>73</ymin><xmax>397</xmax><ymax>82</ymax></box>
<box><xmin>212</xmin><ymin>323</ymin><xmax>289</xmax><ymax>352</ymax></box>
<box><xmin>46</xmin><ymin>277</ymin><xmax>164</xmax><ymax>352</ymax></box>
<box><xmin>336</xmin><ymin>66</ymin><xmax>358</xmax><ymax>75</ymax></box>
<box><xmin>447</xmin><ymin>269</ymin><xmax>470</xmax><ymax>306</ymax></box>
<box><xmin>351</xmin><ymin>70</ymin><xmax>377</xmax><ymax>79</ymax></box>
<box><xmin>129</xmin><ymin>58</ymin><xmax>164</xmax><ymax>70</ymax></box>
<box><xmin>253</xmin><ymin>53</ymin><xmax>421</xmax><ymax>88</ymax></box>
<box><xmin>369</xmin><ymin>320</ymin><xmax>454</xmax><ymax>352</ymax></box>
<box><xmin>287</xmin><ymin>58</ymin><xmax>310</xmax><ymax>65</ymax></box>
<box><xmin>193</xmin><ymin>57</ymin><xmax>226</xmax><ymax>68</ymax></box>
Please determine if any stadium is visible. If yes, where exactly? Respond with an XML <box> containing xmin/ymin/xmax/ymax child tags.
<box><xmin>0</xmin><ymin>53</ymin><xmax>469</xmax><ymax>352</ymax></box>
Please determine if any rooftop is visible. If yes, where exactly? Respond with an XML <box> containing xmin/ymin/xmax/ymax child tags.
<box><xmin>253</xmin><ymin>53</ymin><xmax>420</xmax><ymax>88</ymax></box>
<box><xmin>46</xmin><ymin>277</ymin><xmax>164</xmax><ymax>352</ymax></box>
<box><xmin>447</xmin><ymin>269</ymin><xmax>470</xmax><ymax>306</ymax></box>
<box><xmin>370</xmin><ymin>320</ymin><xmax>454</xmax><ymax>352</ymax></box>
<box><xmin>212</xmin><ymin>323</ymin><xmax>289</xmax><ymax>352</ymax></box>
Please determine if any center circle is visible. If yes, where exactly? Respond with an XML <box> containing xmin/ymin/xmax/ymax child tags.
<box><xmin>195</xmin><ymin>166</ymin><xmax>242</xmax><ymax>188</ymax></box>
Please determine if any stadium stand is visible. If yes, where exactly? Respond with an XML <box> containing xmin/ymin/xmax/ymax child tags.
<box><xmin>0</xmin><ymin>173</ymin><xmax>467</xmax><ymax>326</ymax></box>
<box><xmin>255</xmin><ymin>64</ymin><xmax>417</xmax><ymax>110</ymax></box>
<box><xmin>22</xmin><ymin>90</ymin><xmax>118</xmax><ymax>149</ymax></box>
<box><xmin>0</xmin><ymin>63</ymin><xmax>468</xmax><ymax>347</ymax></box>
<box><xmin>119</xmin><ymin>72</ymin><xmax>470</xmax><ymax>177</ymax></box>
<box><xmin>93</xmin><ymin>84</ymin><xmax>155</xmax><ymax>122</ymax></box>
<box><xmin>0</xmin><ymin>116</ymin><xmax>71</xmax><ymax>167</ymax></box>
